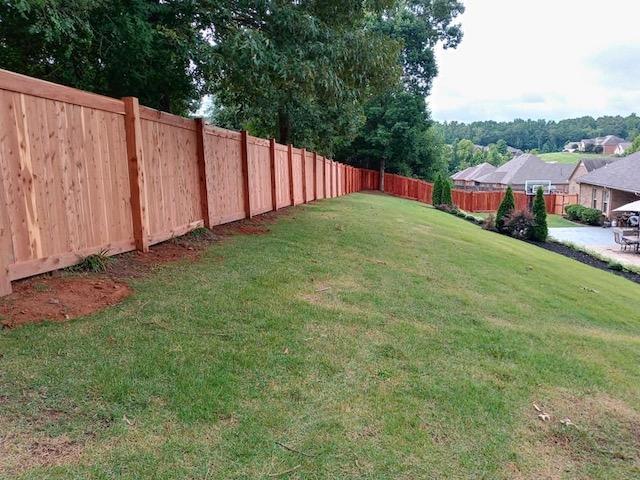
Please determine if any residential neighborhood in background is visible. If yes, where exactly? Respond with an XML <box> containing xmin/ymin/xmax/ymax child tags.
<box><xmin>451</xmin><ymin>153</ymin><xmax>574</xmax><ymax>192</ymax></box>
<box><xmin>563</xmin><ymin>135</ymin><xmax>628</xmax><ymax>155</ymax></box>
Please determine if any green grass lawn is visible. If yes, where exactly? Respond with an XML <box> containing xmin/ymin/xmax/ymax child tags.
<box><xmin>2</xmin><ymin>193</ymin><xmax>640</xmax><ymax>479</ymax></box>
<box><xmin>539</xmin><ymin>152</ymin><xmax>611</xmax><ymax>164</ymax></box>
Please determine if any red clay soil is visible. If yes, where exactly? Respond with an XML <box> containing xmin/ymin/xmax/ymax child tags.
<box><xmin>0</xmin><ymin>209</ymin><xmax>293</xmax><ymax>328</ymax></box>
<box><xmin>0</xmin><ymin>277</ymin><xmax>131</xmax><ymax>328</ymax></box>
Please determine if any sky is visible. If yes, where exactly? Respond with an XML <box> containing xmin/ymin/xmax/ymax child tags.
<box><xmin>430</xmin><ymin>0</ymin><xmax>640</xmax><ymax>123</ymax></box>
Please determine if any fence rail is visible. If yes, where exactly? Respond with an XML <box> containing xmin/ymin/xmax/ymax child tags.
<box><xmin>0</xmin><ymin>68</ymin><xmax>579</xmax><ymax>297</ymax></box>
<box><xmin>0</xmin><ymin>69</ymin><xmax>378</xmax><ymax>296</ymax></box>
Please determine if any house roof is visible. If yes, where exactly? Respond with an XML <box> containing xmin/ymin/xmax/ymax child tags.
<box><xmin>581</xmin><ymin>157</ymin><xmax>618</xmax><ymax>172</ymax></box>
<box><xmin>577</xmin><ymin>152</ymin><xmax>640</xmax><ymax>193</ymax></box>
<box><xmin>616</xmin><ymin>142</ymin><xmax>632</xmax><ymax>151</ymax></box>
<box><xmin>475</xmin><ymin>154</ymin><xmax>573</xmax><ymax>185</ymax></box>
<box><xmin>600</xmin><ymin>135</ymin><xmax>626</xmax><ymax>146</ymax></box>
<box><xmin>451</xmin><ymin>162</ymin><xmax>496</xmax><ymax>181</ymax></box>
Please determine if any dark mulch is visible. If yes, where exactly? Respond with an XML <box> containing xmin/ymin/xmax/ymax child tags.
<box><xmin>526</xmin><ymin>240</ymin><xmax>640</xmax><ymax>285</ymax></box>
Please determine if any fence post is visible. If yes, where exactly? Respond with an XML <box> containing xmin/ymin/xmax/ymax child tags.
<box><xmin>288</xmin><ymin>144</ymin><xmax>295</xmax><ymax>206</ymax></box>
<box><xmin>195</xmin><ymin>118</ymin><xmax>211</xmax><ymax>228</ymax></box>
<box><xmin>323</xmin><ymin>158</ymin><xmax>327</xmax><ymax>198</ymax></box>
<box><xmin>301</xmin><ymin>148</ymin><xmax>307</xmax><ymax>203</ymax></box>
<box><xmin>313</xmin><ymin>152</ymin><xmax>318</xmax><ymax>200</ymax></box>
<box><xmin>241</xmin><ymin>130</ymin><xmax>252</xmax><ymax>218</ymax></box>
<box><xmin>122</xmin><ymin>97</ymin><xmax>149</xmax><ymax>253</ymax></box>
<box><xmin>270</xmin><ymin>138</ymin><xmax>278</xmax><ymax>211</ymax></box>
<box><xmin>330</xmin><ymin>161</ymin><xmax>334</xmax><ymax>198</ymax></box>
<box><xmin>0</xmin><ymin>174</ymin><xmax>12</xmax><ymax>296</ymax></box>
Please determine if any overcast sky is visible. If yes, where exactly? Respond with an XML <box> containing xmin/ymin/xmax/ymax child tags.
<box><xmin>430</xmin><ymin>0</ymin><xmax>640</xmax><ymax>123</ymax></box>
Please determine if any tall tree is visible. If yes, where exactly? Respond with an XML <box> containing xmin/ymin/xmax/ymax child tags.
<box><xmin>0</xmin><ymin>0</ymin><xmax>215</xmax><ymax>114</ymax></box>
<box><xmin>338</xmin><ymin>0</ymin><xmax>464</xmax><ymax>180</ymax></box>
<box><xmin>207</xmin><ymin>1</ymin><xmax>401</xmax><ymax>153</ymax></box>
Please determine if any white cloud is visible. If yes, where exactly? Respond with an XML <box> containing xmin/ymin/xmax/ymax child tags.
<box><xmin>430</xmin><ymin>0</ymin><xmax>640</xmax><ymax>122</ymax></box>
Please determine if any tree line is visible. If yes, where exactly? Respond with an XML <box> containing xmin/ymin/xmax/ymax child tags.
<box><xmin>438</xmin><ymin>115</ymin><xmax>640</xmax><ymax>153</ymax></box>
<box><xmin>0</xmin><ymin>0</ymin><xmax>465</xmax><ymax>182</ymax></box>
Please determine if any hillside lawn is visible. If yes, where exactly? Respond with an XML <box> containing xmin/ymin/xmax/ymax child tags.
<box><xmin>539</xmin><ymin>151</ymin><xmax>613</xmax><ymax>164</ymax></box>
<box><xmin>2</xmin><ymin>193</ymin><xmax>640</xmax><ymax>479</ymax></box>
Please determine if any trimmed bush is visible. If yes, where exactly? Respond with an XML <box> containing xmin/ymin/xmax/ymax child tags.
<box><xmin>565</xmin><ymin>204</ymin><xmax>586</xmax><ymax>221</ymax></box>
<box><xmin>504</xmin><ymin>210</ymin><xmax>535</xmax><ymax>239</ymax></box>
<box><xmin>580</xmin><ymin>207</ymin><xmax>603</xmax><ymax>226</ymax></box>
<box><xmin>432</xmin><ymin>174</ymin><xmax>443</xmax><ymax>206</ymax></box>
<box><xmin>531</xmin><ymin>186</ymin><xmax>548</xmax><ymax>241</ymax></box>
<box><xmin>441</xmin><ymin>179</ymin><xmax>453</xmax><ymax>206</ymax></box>
<box><xmin>496</xmin><ymin>186</ymin><xmax>515</xmax><ymax>231</ymax></box>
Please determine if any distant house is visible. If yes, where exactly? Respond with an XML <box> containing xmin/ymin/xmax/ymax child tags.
<box><xmin>474</xmin><ymin>154</ymin><xmax>574</xmax><ymax>192</ymax></box>
<box><xmin>614</xmin><ymin>142</ymin><xmax>632</xmax><ymax>156</ymax></box>
<box><xmin>472</xmin><ymin>144</ymin><xmax>523</xmax><ymax>157</ymax></box>
<box><xmin>563</xmin><ymin>142</ymin><xmax>579</xmax><ymax>153</ymax></box>
<box><xmin>451</xmin><ymin>162</ymin><xmax>497</xmax><ymax>188</ymax></box>
<box><xmin>567</xmin><ymin>157</ymin><xmax>618</xmax><ymax>195</ymax></box>
<box><xmin>577</xmin><ymin>152</ymin><xmax>640</xmax><ymax>219</ymax></box>
<box><xmin>574</xmin><ymin>135</ymin><xmax>626</xmax><ymax>154</ymax></box>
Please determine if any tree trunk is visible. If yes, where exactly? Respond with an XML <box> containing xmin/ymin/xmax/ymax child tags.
<box><xmin>277</xmin><ymin>110</ymin><xmax>290</xmax><ymax>145</ymax></box>
<box><xmin>379</xmin><ymin>158</ymin><xmax>385</xmax><ymax>192</ymax></box>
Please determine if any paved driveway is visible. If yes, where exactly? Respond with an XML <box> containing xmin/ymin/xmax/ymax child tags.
<box><xmin>549</xmin><ymin>226</ymin><xmax>640</xmax><ymax>269</ymax></box>
<box><xmin>549</xmin><ymin>227</ymin><xmax>616</xmax><ymax>248</ymax></box>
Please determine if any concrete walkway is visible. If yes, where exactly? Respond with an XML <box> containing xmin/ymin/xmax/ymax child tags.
<box><xmin>550</xmin><ymin>226</ymin><xmax>640</xmax><ymax>269</ymax></box>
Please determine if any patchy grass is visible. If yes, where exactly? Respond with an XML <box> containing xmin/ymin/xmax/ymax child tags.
<box><xmin>1</xmin><ymin>193</ymin><xmax>640</xmax><ymax>479</ymax></box>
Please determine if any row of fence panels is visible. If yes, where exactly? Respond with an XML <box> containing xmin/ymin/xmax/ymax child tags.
<box><xmin>0</xmin><ymin>68</ymin><xmax>372</xmax><ymax>296</ymax></box>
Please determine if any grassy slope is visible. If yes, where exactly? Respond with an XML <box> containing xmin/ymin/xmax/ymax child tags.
<box><xmin>539</xmin><ymin>152</ymin><xmax>612</xmax><ymax>164</ymax></box>
<box><xmin>2</xmin><ymin>193</ymin><xmax>640</xmax><ymax>479</ymax></box>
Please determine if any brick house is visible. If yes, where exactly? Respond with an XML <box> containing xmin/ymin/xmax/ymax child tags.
<box><xmin>577</xmin><ymin>152</ymin><xmax>640</xmax><ymax>219</ymax></box>
<box><xmin>474</xmin><ymin>154</ymin><xmax>574</xmax><ymax>192</ymax></box>
<box><xmin>451</xmin><ymin>162</ymin><xmax>496</xmax><ymax>189</ymax></box>
<box><xmin>567</xmin><ymin>157</ymin><xmax>617</xmax><ymax>195</ymax></box>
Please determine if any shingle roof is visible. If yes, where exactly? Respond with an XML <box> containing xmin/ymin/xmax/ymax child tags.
<box><xmin>600</xmin><ymin>135</ymin><xmax>626</xmax><ymax>146</ymax></box>
<box><xmin>580</xmin><ymin>157</ymin><xmax>618</xmax><ymax>172</ymax></box>
<box><xmin>475</xmin><ymin>154</ymin><xmax>573</xmax><ymax>185</ymax></box>
<box><xmin>451</xmin><ymin>162</ymin><xmax>496</xmax><ymax>181</ymax></box>
<box><xmin>577</xmin><ymin>152</ymin><xmax>640</xmax><ymax>193</ymax></box>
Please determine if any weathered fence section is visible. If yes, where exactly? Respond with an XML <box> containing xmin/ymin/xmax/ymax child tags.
<box><xmin>0</xmin><ymin>69</ymin><xmax>378</xmax><ymax>296</ymax></box>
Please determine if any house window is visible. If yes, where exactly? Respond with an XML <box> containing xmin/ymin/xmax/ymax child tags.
<box><xmin>603</xmin><ymin>189</ymin><xmax>610</xmax><ymax>213</ymax></box>
<box><xmin>592</xmin><ymin>188</ymin><xmax>597</xmax><ymax>208</ymax></box>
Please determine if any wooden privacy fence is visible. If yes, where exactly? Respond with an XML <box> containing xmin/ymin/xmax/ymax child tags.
<box><xmin>0</xmin><ymin>69</ymin><xmax>379</xmax><ymax>296</ymax></box>
<box><xmin>0</xmin><ymin>68</ymin><xmax>580</xmax><ymax>297</ymax></box>
<box><xmin>382</xmin><ymin>173</ymin><xmax>578</xmax><ymax>215</ymax></box>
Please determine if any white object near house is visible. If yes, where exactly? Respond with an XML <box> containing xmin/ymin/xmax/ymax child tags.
<box><xmin>525</xmin><ymin>180</ymin><xmax>552</xmax><ymax>195</ymax></box>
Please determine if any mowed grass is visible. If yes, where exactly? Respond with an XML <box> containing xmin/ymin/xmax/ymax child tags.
<box><xmin>539</xmin><ymin>151</ymin><xmax>611</xmax><ymax>164</ymax></box>
<box><xmin>2</xmin><ymin>193</ymin><xmax>640</xmax><ymax>479</ymax></box>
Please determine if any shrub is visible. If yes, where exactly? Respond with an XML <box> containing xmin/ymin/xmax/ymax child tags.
<box><xmin>432</xmin><ymin>174</ymin><xmax>443</xmax><ymax>206</ymax></box>
<box><xmin>531</xmin><ymin>186</ymin><xmax>548</xmax><ymax>241</ymax></box>
<box><xmin>466</xmin><ymin>214</ymin><xmax>478</xmax><ymax>222</ymax></box>
<box><xmin>579</xmin><ymin>207</ymin><xmax>603</xmax><ymax>226</ymax></box>
<box><xmin>496</xmin><ymin>186</ymin><xmax>515</xmax><ymax>231</ymax></box>
<box><xmin>441</xmin><ymin>178</ymin><xmax>453</xmax><ymax>206</ymax></box>
<box><xmin>482</xmin><ymin>214</ymin><xmax>496</xmax><ymax>230</ymax></box>
<box><xmin>504</xmin><ymin>210</ymin><xmax>535</xmax><ymax>239</ymax></box>
<box><xmin>456</xmin><ymin>211</ymin><xmax>466</xmax><ymax>218</ymax></box>
<box><xmin>608</xmin><ymin>261</ymin><xmax>624</xmax><ymax>271</ymax></box>
<box><xmin>565</xmin><ymin>204</ymin><xmax>586</xmax><ymax>221</ymax></box>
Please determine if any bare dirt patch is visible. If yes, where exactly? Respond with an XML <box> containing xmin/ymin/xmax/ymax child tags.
<box><xmin>0</xmin><ymin>276</ymin><xmax>131</xmax><ymax>328</ymax></box>
<box><xmin>508</xmin><ymin>389</ymin><xmax>640</xmax><ymax>479</ymax></box>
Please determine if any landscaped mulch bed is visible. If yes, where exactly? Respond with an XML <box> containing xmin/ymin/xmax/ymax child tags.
<box><xmin>527</xmin><ymin>240</ymin><xmax>640</xmax><ymax>285</ymax></box>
